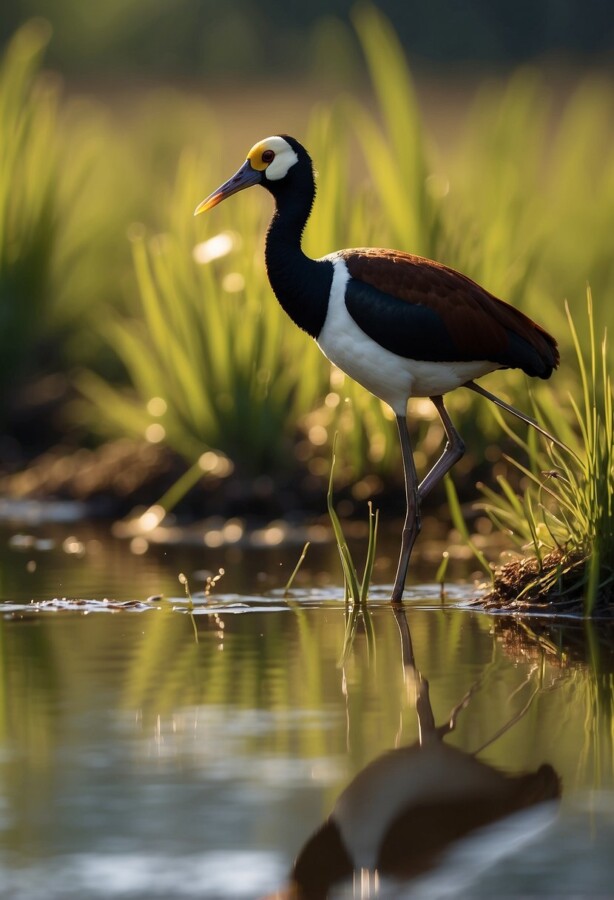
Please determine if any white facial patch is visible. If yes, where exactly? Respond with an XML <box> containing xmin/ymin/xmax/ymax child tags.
<box><xmin>247</xmin><ymin>135</ymin><xmax>298</xmax><ymax>181</ymax></box>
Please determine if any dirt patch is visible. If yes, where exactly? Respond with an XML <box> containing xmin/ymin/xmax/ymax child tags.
<box><xmin>479</xmin><ymin>548</ymin><xmax>613</xmax><ymax>618</ymax></box>
<box><xmin>0</xmin><ymin>439</ymin><xmax>180</xmax><ymax>515</ymax></box>
<box><xmin>0</xmin><ymin>438</ymin><xmax>338</xmax><ymax>520</ymax></box>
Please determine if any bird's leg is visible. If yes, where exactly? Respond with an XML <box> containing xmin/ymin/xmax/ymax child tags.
<box><xmin>418</xmin><ymin>395</ymin><xmax>465</xmax><ymax>501</ymax></box>
<box><xmin>464</xmin><ymin>380</ymin><xmax>575</xmax><ymax>458</ymax></box>
<box><xmin>391</xmin><ymin>414</ymin><xmax>421</xmax><ymax>604</ymax></box>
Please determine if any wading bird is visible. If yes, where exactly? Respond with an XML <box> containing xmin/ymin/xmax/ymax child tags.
<box><xmin>195</xmin><ymin>135</ymin><xmax>559</xmax><ymax>603</ymax></box>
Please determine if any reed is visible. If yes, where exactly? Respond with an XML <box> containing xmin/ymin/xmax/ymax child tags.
<box><xmin>326</xmin><ymin>435</ymin><xmax>378</xmax><ymax>665</ymax></box>
<box><xmin>477</xmin><ymin>291</ymin><xmax>613</xmax><ymax>615</ymax></box>
<box><xmin>0</xmin><ymin>22</ymin><xmax>59</xmax><ymax>410</ymax></box>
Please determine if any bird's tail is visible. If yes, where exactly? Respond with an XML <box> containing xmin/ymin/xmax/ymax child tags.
<box><xmin>464</xmin><ymin>380</ymin><xmax>575</xmax><ymax>458</ymax></box>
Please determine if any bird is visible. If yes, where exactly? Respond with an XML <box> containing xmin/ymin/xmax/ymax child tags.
<box><xmin>194</xmin><ymin>134</ymin><xmax>560</xmax><ymax>603</ymax></box>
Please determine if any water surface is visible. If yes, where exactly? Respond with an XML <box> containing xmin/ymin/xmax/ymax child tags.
<box><xmin>0</xmin><ymin>523</ymin><xmax>613</xmax><ymax>897</ymax></box>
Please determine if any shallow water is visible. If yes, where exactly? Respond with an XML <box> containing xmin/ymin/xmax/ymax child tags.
<box><xmin>1</xmin><ymin>522</ymin><xmax>613</xmax><ymax>898</ymax></box>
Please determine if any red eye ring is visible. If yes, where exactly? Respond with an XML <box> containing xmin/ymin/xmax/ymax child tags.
<box><xmin>262</xmin><ymin>149</ymin><xmax>275</xmax><ymax>163</ymax></box>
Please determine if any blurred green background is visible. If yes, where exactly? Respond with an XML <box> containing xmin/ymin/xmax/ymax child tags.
<box><xmin>1</xmin><ymin>0</ymin><xmax>613</xmax><ymax>516</ymax></box>
<box><xmin>3</xmin><ymin>0</ymin><xmax>614</xmax><ymax>76</ymax></box>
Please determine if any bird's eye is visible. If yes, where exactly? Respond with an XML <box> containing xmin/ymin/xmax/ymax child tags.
<box><xmin>262</xmin><ymin>149</ymin><xmax>275</xmax><ymax>164</ymax></box>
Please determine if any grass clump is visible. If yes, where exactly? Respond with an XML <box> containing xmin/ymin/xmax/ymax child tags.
<box><xmin>477</xmin><ymin>291</ymin><xmax>613</xmax><ymax>617</ymax></box>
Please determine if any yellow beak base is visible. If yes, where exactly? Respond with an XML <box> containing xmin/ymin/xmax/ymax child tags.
<box><xmin>194</xmin><ymin>161</ymin><xmax>261</xmax><ymax>216</ymax></box>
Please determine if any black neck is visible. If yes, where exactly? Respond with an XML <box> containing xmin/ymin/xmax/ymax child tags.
<box><xmin>264</xmin><ymin>166</ymin><xmax>333</xmax><ymax>339</ymax></box>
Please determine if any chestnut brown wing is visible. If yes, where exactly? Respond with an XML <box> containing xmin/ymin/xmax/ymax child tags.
<box><xmin>341</xmin><ymin>249</ymin><xmax>558</xmax><ymax>377</ymax></box>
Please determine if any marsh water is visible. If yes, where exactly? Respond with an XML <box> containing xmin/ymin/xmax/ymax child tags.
<box><xmin>1</xmin><ymin>520</ymin><xmax>613</xmax><ymax>898</ymax></box>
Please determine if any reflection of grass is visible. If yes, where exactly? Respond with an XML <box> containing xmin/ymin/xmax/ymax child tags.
<box><xmin>583</xmin><ymin>621</ymin><xmax>614</xmax><ymax>787</ymax></box>
<box><xmin>493</xmin><ymin>615</ymin><xmax>614</xmax><ymax>787</ymax></box>
<box><xmin>476</xmin><ymin>293</ymin><xmax>613</xmax><ymax>615</ymax></box>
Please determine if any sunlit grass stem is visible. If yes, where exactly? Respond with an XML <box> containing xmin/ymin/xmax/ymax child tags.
<box><xmin>283</xmin><ymin>542</ymin><xmax>311</xmax><ymax>596</ymax></box>
<box><xmin>435</xmin><ymin>551</ymin><xmax>450</xmax><ymax>603</ymax></box>
<box><xmin>445</xmin><ymin>476</ymin><xmax>493</xmax><ymax>582</ymax></box>
<box><xmin>476</xmin><ymin>290</ymin><xmax>613</xmax><ymax>614</ymax></box>
<box><xmin>327</xmin><ymin>435</ymin><xmax>379</xmax><ymax>605</ymax></box>
<box><xmin>178</xmin><ymin>572</ymin><xmax>199</xmax><ymax>643</ymax></box>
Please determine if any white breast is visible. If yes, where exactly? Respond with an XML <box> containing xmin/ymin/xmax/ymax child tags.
<box><xmin>316</xmin><ymin>257</ymin><xmax>499</xmax><ymax>415</ymax></box>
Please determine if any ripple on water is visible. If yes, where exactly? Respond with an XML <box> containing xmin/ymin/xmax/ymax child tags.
<box><xmin>0</xmin><ymin>583</ymin><xmax>481</xmax><ymax>617</ymax></box>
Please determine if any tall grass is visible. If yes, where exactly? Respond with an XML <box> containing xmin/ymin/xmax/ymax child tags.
<box><xmin>3</xmin><ymin>7</ymin><xmax>614</xmax><ymax>501</ymax></box>
<box><xmin>477</xmin><ymin>291</ymin><xmax>613</xmax><ymax>615</ymax></box>
<box><xmin>347</xmin><ymin>5</ymin><xmax>442</xmax><ymax>257</ymax></box>
<box><xmin>0</xmin><ymin>22</ymin><xmax>230</xmax><ymax>418</ymax></box>
<box><xmin>0</xmin><ymin>21</ymin><xmax>58</xmax><ymax>409</ymax></box>
<box><xmin>79</xmin><ymin>151</ymin><xmax>327</xmax><ymax>474</ymax></box>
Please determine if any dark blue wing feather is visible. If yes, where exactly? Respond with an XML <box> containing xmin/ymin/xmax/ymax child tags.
<box><xmin>344</xmin><ymin>276</ymin><xmax>553</xmax><ymax>374</ymax></box>
<box><xmin>345</xmin><ymin>278</ymin><xmax>476</xmax><ymax>362</ymax></box>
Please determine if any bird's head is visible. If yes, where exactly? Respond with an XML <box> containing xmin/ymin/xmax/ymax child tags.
<box><xmin>194</xmin><ymin>135</ymin><xmax>311</xmax><ymax>215</ymax></box>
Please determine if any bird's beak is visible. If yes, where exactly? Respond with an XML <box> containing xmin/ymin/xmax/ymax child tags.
<box><xmin>194</xmin><ymin>160</ymin><xmax>261</xmax><ymax>216</ymax></box>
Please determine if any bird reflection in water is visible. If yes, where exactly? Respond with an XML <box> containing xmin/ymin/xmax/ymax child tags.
<box><xmin>272</xmin><ymin>609</ymin><xmax>560</xmax><ymax>899</ymax></box>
